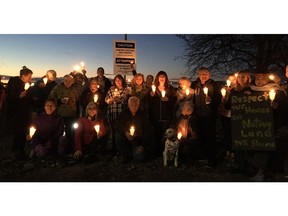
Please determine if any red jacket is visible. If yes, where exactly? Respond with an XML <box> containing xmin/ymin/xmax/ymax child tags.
<box><xmin>74</xmin><ymin>117</ymin><xmax>106</xmax><ymax>151</ymax></box>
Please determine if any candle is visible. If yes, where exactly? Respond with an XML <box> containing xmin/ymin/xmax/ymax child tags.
<box><xmin>130</xmin><ymin>126</ymin><xmax>135</xmax><ymax>136</ymax></box>
<box><xmin>234</xmin><ymin>73</ymin><xmax>238</xmax><ymax>78</ymax></box>
<box><xmin>80</xmin><ymin>62</ymin><xmax>85</xmax><ymax>68</ymax></box>
<box><xmin>114</xmin><ymin>88</ymin><xmax>118</xmax><ymax>97</ymax></box>
<box><xmin>97</xmin><ymin>85</ymin><xmax>100</xmax><ymax>89</ymax></box>
<box><xmin>24</xmin><ymin>83</ymin><xmax>30</xmax><ymax>91</ymax></box>
<box><xmin>94</xmin><ymin>125</ymin><xmax>100</xmax><ymax>133</ymax></box>
<box><xmin>203</xmin><ymin>87</ymin><xmax>208</xmax><ymax>96</ymax></box>
<box><xmin>29</xmin><ymin>126</ymin><xmax>36</xmax><ymax>138</ymax></box>
<box><xmin>226</xmin><ymin>80</ymin><xmax>231</xmax><ymax>87</ymax></box>
<box><xmin>269</xmin><ymin>89</ymin><xmax>276</xmax><ymax>102</ymax></box>
<box><xmin>43</xmin><ymin>77</ymin><xmax>48</xmax><ymax>85</ymax></box>
<box><xmin>221</xmin><ymin>88</ymin><xmax>226</xmax><ymax>97</ymax></box>
<box><xmin>185</xmin><ymin>88</ymin><xmax>190</xmax><ymax>96</ymax></box>
<box><xmin>269</xmin><ymin>74</ymin><xmax>275</xmax><ymax>80</ymax></box>
<box><xmin>161</xmin><ymin>90</ymin><xmax>166</xmax><ymax>98</ymax></box>
<box><xmin>73</xmin><ymin>123</ymin><xmax>79</xmax><ymax>129</ymax></box>
<box><xmin>177</xmin><ymin>132</ymin><xmax>182</xmax><ymax>140</ymax></box>
<box><xmin>94</xmin><ymin>94</ymin><xmax>98</xmax><ymax>103</ymax></box>
<box><xmin>152</xmin><ymin>84</ymin><xmax>156</xmax><ymax>92</ymax></box>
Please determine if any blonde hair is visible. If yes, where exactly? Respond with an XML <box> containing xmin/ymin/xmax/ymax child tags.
<box><xmin>85</xmin><ymin>102</ymin><xmax>99</xmax><ymax>117</ymax></box>
<box><xmin>178</xmin><ymin>77</ymin><xmax>191</xmax><ymax>87</ymax></box>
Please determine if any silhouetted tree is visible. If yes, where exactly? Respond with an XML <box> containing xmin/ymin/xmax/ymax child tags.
<box><xmin>177</xmin><ymin>34</ymin><xmax>288</xmax><ymax>78</ymax></box>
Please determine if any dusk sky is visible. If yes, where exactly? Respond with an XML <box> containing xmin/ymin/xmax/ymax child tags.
<box><xmin>0</xmin><ymin>34</ymin><xmax>188</xmax><ymax>80</ymax></box>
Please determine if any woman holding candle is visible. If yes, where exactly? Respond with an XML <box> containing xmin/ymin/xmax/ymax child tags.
<box><xmin>115</xmin><ymin>97</ymin><xmax>151</xmax><ymax>163</ymax></box>
<box><xmin>130</xmin><ymin>73</ymin><xmax>150</xmax><ymax>116</ymax></box>
<box><xmin>27</xmin><ymin>99</ymin><xmax>65</xmax><ymax>159</ymax></box>
<box><xmin>49</xmin><ymin>74</ymin><xmax>80</xmax><ymax>153</ymax></box>
<box><xmin>175</xmin><ymin>77</ymin><xmax>194</xmax><ymax>118</ymax></box>
<box><xmin>148</xmin><ymin>71</ymin><xmax>177</xmax><ymax>158</ymax></box>
<box><xmin>73</xmin><ymin>102</ymin><xmax>106</xmax><ymax>162</ymax></box>
<box><xmin>221</xmin><ymin>70</ymin><xmax>252</xmax><ymax>167</ymax></box>
<box><xmin>105</xmin><ymin>74</ymin><xmax>130</xmax><ymax>154</ymax></box>
<box><xmin>6</xmin><ymin>66</ymin><xmax>33</xmax><ymax>160</ymax></box>
<box><xmin>80</xmin><ymin>78</ymin><xmax>106</xmax><ymax>117</ymax></box>
<box><xmin>29</xmin><ymin>69</ymin><xmax>58</xmax><ymax>118</ymax></box>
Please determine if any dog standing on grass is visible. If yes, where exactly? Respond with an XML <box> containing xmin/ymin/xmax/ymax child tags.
<box><xmin>163</xmin><ymin>128</ymin><xmax>180</xmax><ymax>167</ymax></box>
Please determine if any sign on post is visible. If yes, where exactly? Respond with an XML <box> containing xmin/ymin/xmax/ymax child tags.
<box><xmin>113</xmin><ymin>40</ymin><xmax>136</xmax><ymax>75</ymax></box>
<box><xmin>231</xmin><ymin>91</ymin><xmax>275</xmax><ymax>151</ymax></box>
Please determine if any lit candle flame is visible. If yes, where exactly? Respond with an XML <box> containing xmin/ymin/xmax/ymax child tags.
<box><xmin>80</xmin><ymin>62</ymin><xmax>85</xmax><ymax>68</ymax></box>
<box><xmin>152</xmin><ymin>84</ymin><xmax>156</xmax><ymax>92</ymax></box>
<box><xmin>94</xmin><ymin>94</ymin><xmax>98</xmax><ymax>103</ymax></box>
<box><xmin>24</xmin><ymin>83</ymin><xmax>30</xmax><ymax>91</ymax></box>
<box><xmin>185</xmin><ymin>88</ymin><xmax>190</xmax><ymax>96</ymax></box>
<box><xmin>203</xmin><ymin>87</ymin><xmax>208</xmax><ymax>96</ymax></box>
<box><xmin>130</xmin><ymin>126</ymin><xmax>135</xmax><ymax>136</ymax></box>
<box><xmin>43</xmin><ymin>77</ymin><xmax>48</xmax><ymax>85</ymax></box>
<box><xmin>73</xmin><ymin>123</ymin><xmax>79</xmax><ymax>129</ymax></box>
<box><xmin>269</xmin><ymin>74</ymin><xmax>275</xmax><ymax>80</ymax></box>
<box><xmin>221</xmin><ymin>88</ymin><xmax>226</xmax><ymax>97</ymax></box>
<box><xmin>226</xmin><ymin>80</ymin><xmax>231</xmax><ymax>87</ymax></box>
<box><xmin>234</xmin><ymin>73</ymin><xmax>238</xmax><ymax>78</ymax></box>
<box><xmin>177</xmin><ymin>132</ymin><xmax>182</xmax><ymax>140</ymax></box>
<box><xmin>29</xmin><ymin>126</ymin><xmax>36</xmax><ymax>138</ymax></box>
<box><xmin>269</xmin><ymin>89</ymin><xmax>276</xmax><ymax>102</ymax></box>
<box><xmin>94</xmin><ymin>124</ymin><xmax>100</xmax><ymax>133</ymax></box>
<box><xmin>161</xmin><ymin>90</ymin><xmax>166</xmax><ymax>98</ymax></box>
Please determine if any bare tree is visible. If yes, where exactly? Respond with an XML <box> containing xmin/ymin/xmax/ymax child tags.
<box><xmin>177</xmin><ymin>34</ymin><xmax>288</xmax><ymax>79</ymax></box>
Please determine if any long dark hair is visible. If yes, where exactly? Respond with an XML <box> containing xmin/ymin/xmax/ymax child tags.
<box><xmin>154</xmin><ymin>71</ymin><xmax>169</xmax><ymax>87</ymax></box>
<box><xmin>113</xmin><ymin>74</ymin><xmax>127</xmax><ymax>88</ymax></box>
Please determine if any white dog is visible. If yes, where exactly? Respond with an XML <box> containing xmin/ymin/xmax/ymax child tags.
<box><xmin>163</xmin><ymin>128</ymin><xmax>180</xmax><ymax>167</ymax></box>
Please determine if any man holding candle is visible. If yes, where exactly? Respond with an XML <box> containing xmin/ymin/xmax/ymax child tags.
<box><xmin>30</xmin><ymin>69</ymin><xmax>58</xmax><ymax>118</ymax></box>
<box><xmin>73</xmin><ymin>102</ymin><xmax>106</xmax><ymax>163</ymax></box>
<box><xmin>6</xmin><ymin>66</ymin><xmax>33</xmax><ymax>160</ymax></box>
<box><xmin>115</xmin><ymin>96</ymin><xmax>151</xmax><ymax>163</ymax></box>
<box><xmin>191</xmin><ymin>67</ymin><xmax>222</xmax><ymax>168</ymax></box>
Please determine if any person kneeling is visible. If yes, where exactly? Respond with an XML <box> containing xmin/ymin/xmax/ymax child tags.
<box><xmin>115</xmin><ymin>96</ymin><xmax>150</xmax><ymax>164</ymax></box>
<box><xmin>27</xmin><ymin>99</ymin><xmax>65</xmax><ymax>159</ymax></box>
<box><xmin>73</xmin><ymin>102</ymin><xmax>106</xmax><ymax>164</ymax></box>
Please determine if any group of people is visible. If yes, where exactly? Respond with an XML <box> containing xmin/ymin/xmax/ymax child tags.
<box><xmin>1</xmin><ymin>65</ymin><xmax>288</xmax><ymax>180</ymax></box>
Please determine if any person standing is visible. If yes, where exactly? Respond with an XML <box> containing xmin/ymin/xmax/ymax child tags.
<box><xmin>94</xmin><ymin>67</ymin><xmax>112</xmax><ymax>96</ymax></box>
<box><xmin>6</xmin><ymin>66</ymin><xmax>33</xmax><ymax>160</ymax></box>
<box><xmin>191</xmin><ymin>67</ymin><xmax>222</xmax><ymax>167</ymax></box>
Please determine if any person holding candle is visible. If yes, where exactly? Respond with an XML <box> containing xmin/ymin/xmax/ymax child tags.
<box><xmin>115</xmin><ymin>96</ymin><xmax>151</xmax><ymax>163</ymax></box>
<box><xmin>143</xmin><ymin>74</ymin><xmax>154</xmax><ymax>89</ymax></box>
<box><xmin>105</xmin><ymin>74</ymin><xmax>130</xmax><ymax>154</ymax></box>
<box><xmin>29</xmin><ymin>69</ymin><xmax>58</xmax><ymax>119</ymax></box>
<box><xmin>175</xmin><ymin>77</ymin><xmax>194</xmax><ymax>118</ymax></box>
<box><xmin>94</xmin><ymin>67</ymin><xmax>112</xmax><ymax>96</ymax></box>
<box><xmin>221</xmin><ymin>70</ymin><xmax>252</xmax><ymax>168</ymax></box>
<box><xmin>191</xmin><ymin>67</ymin><xmax>222</xmax><ymax>168</ymax></box>
<box><xmin>148</xmin><ymin>71</ymin><xmax>177</xmax><ymax>158</ymax></box>
<box><xmin>80</xmin><ymin>78</ymin><xmax>106</xmax><ymax>117</ymax></box>
<box><xmin>172</xmin><ymin>101</ymin><xmax>199</xmax><ymax>164</ymax></box>
<box><xmin>6</xmin><ymin>66</ymin><xmax>33</xmax><ymax>160</ymax></box>
<box><xmin>130</xmin><ymin>73</ymin><xmax>150</xmax><ymax>116</ymax></box>
<box><xmin>73</xmin><ymin>102</ymin><xmax>106</xmax><ymax>163</ymax></box>
<box><xmin>49</xmin><ymin>74</ymin><xmax>80</xmax><ymax>154</ymax></box>
<box><xmin>26</xmin><ymin>99</ymin><xmax>65</xmax><ymax>159</ymax></box>
<box><xmin>248</xmin><ymin>71</ymin><xmax>287</xmax><ymax>180</ymax></box>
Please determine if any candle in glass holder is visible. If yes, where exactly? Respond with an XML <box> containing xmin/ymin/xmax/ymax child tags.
<box><xmin>43</xmin><ymin>77</ymin><xmax>48</xmax><ymax>85</ymax></box>
<box><xmin>185</xmin><ymin>88</ymin><xmax>190</xmax><ymax>96</ymax></box>
<box><xmin>221</xmin><ymin>88</ymin><xmax>226</xmax><ymax>97</ymax></box>
<box><xmin>114</xmin><ymin>88</ymin><xmax>118</xmax><ymax>97</ymax></box>
<box><xmin>94</xmin><ymin>125</ymin><xmax>100</xmax><ymax>133</ymax></box>
<box><xmin>161</xmin><ymin>90</ymin><xmax>166</xmax><ymax>98</ymax></box>
<box><xmin>94</xmin><ymin>94</ymin><xmax>98</xmax><ymax>103</ymax></box>
<box><xmin>152</xmin><ymin>84</ymin><xmax>156</xmax><ymax>92</ymax></box>
<box><xmin>226</xmin><ymin>80</ymin><xmax>231</xmax><ymax>87</ymax></box>
<box><xmin>29</xmin><ymin>126</ymin><xmax>36</xmax><ymax>138</ymax></box>
<box><xmin>203</xmin><ymin>87</ymin><xmax>208</xmax><ymax>96</ymax></box>
<box><xmin>269</xmin><ymin>89</ymin><xmax>276</xmax><ymax>103</ymax></box>
<box><xmin>24</xmin><ymin>83</ymin><xmax>30</xmax><ymax>91</ymax></box>
<box><xmin>130</xmin><ymin>126</ymin><xmax>135</xmax><ymax>136</ymax></box>
<box><xmin>177</xmin><ymin>132</ymin><xmax>182</xmax><ymax>140</ymax></box>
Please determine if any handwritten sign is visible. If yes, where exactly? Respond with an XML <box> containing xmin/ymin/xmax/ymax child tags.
<box><xmin>231</xmin><ymin>91</ymin><xmax>275</xmax><ymax>151</ymax></box>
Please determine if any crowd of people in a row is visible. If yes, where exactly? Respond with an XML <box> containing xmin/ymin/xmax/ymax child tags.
<box><xmin>1</xmin><ymin>65</ymin><xmax>288</xmax><ymax>181</ymax></box>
